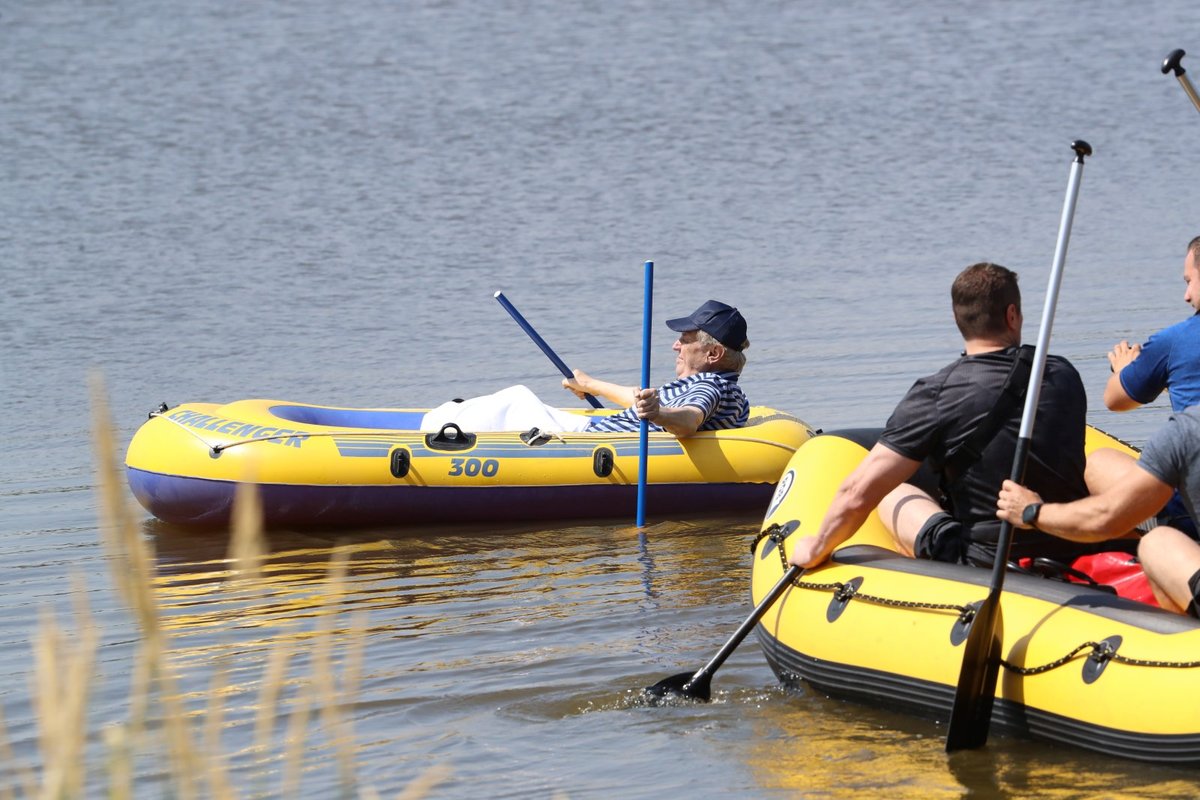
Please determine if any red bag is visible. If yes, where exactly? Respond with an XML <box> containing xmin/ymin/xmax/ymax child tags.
<box><xmin>1015</xmin><ymin>552</ymin><xmax>1158</xmax><ymax>606</ymax></box>
<box><xmin>1070</xmin><ymin>552</ymin><xmax>1158</xmax><ymax>606</ymax></box>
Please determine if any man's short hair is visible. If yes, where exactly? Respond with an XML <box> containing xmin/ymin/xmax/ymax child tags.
<box><xmin>951</xmin><ymin>262</ymin><xmax>1021</xmax><ymax>340</ymax></box>
<box><xmin>1188</xmin><ymin>235</ymin><xmax>1200</xmax><ymax>260</ymax></box>
<box><xmin>696</xmin><ymin>330</ymin><xmax>748</xmax><ymax>374</ymax></box>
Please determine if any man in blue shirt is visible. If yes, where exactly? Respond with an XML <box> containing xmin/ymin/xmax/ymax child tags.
<box><xmin>1105</xmin><ymin>236</ymin><xmax>1200</xmax><ymax>536</ymax></box>
<box><xmin>420</xmin><ymin>300</ymin><xmax>750</xmax><ymax>437</ymax></box>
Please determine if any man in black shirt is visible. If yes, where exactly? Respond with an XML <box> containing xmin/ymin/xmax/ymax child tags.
<box><xmin>789</xmin><ymin>262</ymin><xmax>1101</xmax><ymax>570</ymax></box>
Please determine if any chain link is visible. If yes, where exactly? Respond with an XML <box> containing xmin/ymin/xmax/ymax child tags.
<box><xmin>754</xmin><ymin>531</ymin><xmax>1200</xmax><ymax>674</ymax></box>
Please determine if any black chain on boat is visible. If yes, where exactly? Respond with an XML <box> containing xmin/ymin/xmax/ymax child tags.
<box><xmin>1002</xmin><ymin>641</ymin><xmax>1200</xmax><ymax>674</ymax></box>
<box><xmin>755</xmin><ymin>524</ymin><xmax>977</xmax><ymax>618</ymax></box>
<box><xmin>751</xmin><ymin>529</ymin><xmax>1200</xmax><ymax>673</ymax></box>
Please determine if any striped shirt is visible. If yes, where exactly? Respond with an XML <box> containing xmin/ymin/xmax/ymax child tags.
<box><xmin>584</xmin><ymin>371</ymin><xmax>748</xmax><ymax>433</ymax></box>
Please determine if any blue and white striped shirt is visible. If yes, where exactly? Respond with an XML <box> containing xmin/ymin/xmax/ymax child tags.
<box><xmin>584</xmin><ymin>371</ymin><xmax>748</xmax><ymax>433</ymax></box>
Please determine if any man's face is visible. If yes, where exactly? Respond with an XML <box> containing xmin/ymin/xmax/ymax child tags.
<box><xmin>1184</xmin><ymin>250</ymin><xmax>1200</xmax><ymax>313</ymax></box>
<box><xmin>673</xmin><ymin>330</ymin><xmax>716</xmax><ymax>377</ymax></box>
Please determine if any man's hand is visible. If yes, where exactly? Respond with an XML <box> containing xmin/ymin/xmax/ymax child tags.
<box><xmin>633</xmin><ymin>387</ymin><xmax>660</xmax><ymax>421</ymax></box>
<box><xmin>1107</xmin><ymin>340</ymin><xmax>1142</xmax><ymax>374</ymax></box>
<box><xmin>787</xmin><ymin>536</ymin><xmax>832</xmax><ymax>569</ymax></box>
<box><xmin>996</xmin><ymin>480</ymin><xmax>1043</xmax><ymax>529</ymax></box>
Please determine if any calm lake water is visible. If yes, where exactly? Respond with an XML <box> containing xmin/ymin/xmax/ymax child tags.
<box><xmin>4</xmin><ymin>0</ymin><xmax>1200</xmax><ymax>796</ymax></box>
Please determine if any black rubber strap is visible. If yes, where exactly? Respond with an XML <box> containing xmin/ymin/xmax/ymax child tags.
<box><xmin>942</xmin><ymin>345</ymin><xmax>1035</xmax><ymax>486</ymax></box>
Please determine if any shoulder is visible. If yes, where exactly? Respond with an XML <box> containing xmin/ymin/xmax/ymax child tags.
<box><xmin>1141</xmin><ymin>409</ymin><xmax>1200</xmax><ymax>471</ymax></box>
<box><xmin>681</xmin><ymin>371</ymin><xmax>742</xmax><ymax>391</ymax></box>
<box><xmin>1044</xmin><ymin>352</ymin><xmax>1085</xmax><ymax>382</ymax></box>
<box><xmin>1157</xmin><ymin>313</ymin><xmax>1200</xmax><ymax>339</ymax></box>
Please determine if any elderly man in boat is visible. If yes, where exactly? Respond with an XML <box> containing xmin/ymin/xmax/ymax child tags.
<box><xmin>789</xmin><ymin>262</ymin><xmax>1119</xmax><ymax>572</ymax></box>
<box><xmin>421</xmin><ymin>300</ymin><xmax>750</xmax><ymax>438</ymax></box>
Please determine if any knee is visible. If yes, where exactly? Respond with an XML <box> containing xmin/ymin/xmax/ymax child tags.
<box><xmin>1138</xmin><ymin>525</ymin><xmax>1190</xmax><ymax>564</ymax></box>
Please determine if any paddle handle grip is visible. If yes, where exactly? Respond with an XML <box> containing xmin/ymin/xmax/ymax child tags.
<box><xmin>1163</xmin><ymin>49</ymin><xmax>1200</xmax><ymax>115</ymax></box>
<box><xmin>494</xmin><ymin>291</ymin><xmax>603</xmax><ymax>409</ymax></box>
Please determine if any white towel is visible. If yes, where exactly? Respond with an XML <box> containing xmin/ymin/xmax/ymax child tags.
<box><xmin>419</xmin><ymin>385</ymin><xmax>593</xmax><ymax>433</ymax></box>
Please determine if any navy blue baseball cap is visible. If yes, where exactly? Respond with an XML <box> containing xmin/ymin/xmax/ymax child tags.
<box><xmin>666</xmin><ymin>300</ymin><xmax>748</xmax><ymax>351</ymax></box>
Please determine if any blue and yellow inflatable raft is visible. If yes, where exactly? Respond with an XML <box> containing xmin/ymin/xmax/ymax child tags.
<box><xmin>126</xmin><ymin>399</ymin><xmax>813</xmax><ymax>528</ymax></box>
<box><xmin>751</xmin><ymin>427</ymin><xmax>1200</xmax><ymax>763</ymax></box>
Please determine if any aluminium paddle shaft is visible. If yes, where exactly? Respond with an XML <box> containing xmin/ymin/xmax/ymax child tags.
<box><xmin>1163</xmin><ymin>49</ymin><xmax>1200</xmax><ymax>116</ymax></box>
<box><xmin>944</xmin><ymin>139</ymin><xmax>1092</xmax><ymax>753</ymax></box>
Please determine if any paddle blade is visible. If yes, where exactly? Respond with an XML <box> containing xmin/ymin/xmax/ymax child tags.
<box><xmin>642</xmin><ymin>671</ymin><xmax>711</xmax><ymax>704</ymax></box>
<box><xmin>945</xmin><ymin>595</ymin><xmax>1003</xmax><ymax>751</ymax></box>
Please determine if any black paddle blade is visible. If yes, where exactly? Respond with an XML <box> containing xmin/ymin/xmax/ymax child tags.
<box><xmin>642</xmin><ymin>671</ymin><xmax>711</xmax><ymax>704</ymax></box>
<box><xmin>945</xmin><ymin>596</ymin><xmax>1003</xmax><ymax>751</ymax></box>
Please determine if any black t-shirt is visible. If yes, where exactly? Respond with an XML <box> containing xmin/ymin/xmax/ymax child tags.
<box><xmin>879</xmin><ymin>347</ymin><xmax>1090</xmax><ymax>562</ymax></box>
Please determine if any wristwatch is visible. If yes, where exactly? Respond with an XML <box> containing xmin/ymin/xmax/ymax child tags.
<box><xmin>1021</xmin><ymin>501</ymin><xmax>1043</xmax><ymax>529</ymax></box>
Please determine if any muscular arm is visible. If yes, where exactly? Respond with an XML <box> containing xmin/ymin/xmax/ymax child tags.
<box><xmin>788</xmin><ymin>443</ymin><xmax>921</xmax><ymax>568</ymax></box>
<box><xmin>997</xmin><ymin>462</ymin><xmax>1173</xmax><ymax>542</ymax></box>
<box><xmin>1103</xmin><ymin>340</ymin><xmax>1143</xmax><ymax>412</ymax></box>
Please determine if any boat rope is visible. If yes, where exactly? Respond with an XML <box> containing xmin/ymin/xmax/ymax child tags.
<box><xmin>154</xmin><ymin>409</ymin><xmax>796</xmax><ymax>455</ymax></box>
<box><xmin>151</xmin><ymin>408</ymin><xmax>231</xmax><ymax>452</ymax></box>
<box><xmin>702</xmin><ymin>435</ymin><xmax>800</xmax><ymax>452</ymax></box>
<box><xmin>753</xmin><ymin>524</ymin><xmax>976</xmax><ymax>615</ymax></box>
<box><xmin>151</xmin><ymin>409</ymin><xmax>398</xmax><ymax>454</ymax></box>
<box><xmin>1000</xmin><ymin>641</ymin><xmax>1200</xmax><ymax>674</ymax></box>
<box><xmin>752</xmin><ymin>525</ymin><xmax>1200</xmax><ymax>673</ymax></box>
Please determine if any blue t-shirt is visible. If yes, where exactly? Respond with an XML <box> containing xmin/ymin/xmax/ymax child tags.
<box><xmin>585</xmin><ymin>371</ymin><xmax>748</xmax><ymax>433</ymax></box>
<box><xmin>1120</xmin><ymin>313</ymin><xmax>1200</xmax><ymax>412</ymax></box>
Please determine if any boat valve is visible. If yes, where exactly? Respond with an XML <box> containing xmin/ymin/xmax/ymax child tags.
<box><xmin>592</xmin><ymin>447</ymin><xmax>615</xmax><ymax>478</ymax></box>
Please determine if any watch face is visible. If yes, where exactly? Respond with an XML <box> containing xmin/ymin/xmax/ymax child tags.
<box><xmin>1022</xmin><ymin>502</ymin><xmax>1041</xmax><ymax>526</ymax></box>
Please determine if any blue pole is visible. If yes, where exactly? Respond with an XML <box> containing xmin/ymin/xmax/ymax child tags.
<box><xmin>637</xmin><ymin>261</ymin><xmax>654</xmax><ymax>528</ymax></box>
<box><xmin>494</xmin><ymin>291</ymin><xmax>603</xmax><ymax>409</ymax></box>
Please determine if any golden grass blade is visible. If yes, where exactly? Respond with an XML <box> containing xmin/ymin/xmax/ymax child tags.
<box><xmin>395</xmin><ymin>763</ymin><xmax>453</xmax><ymax>800</ymax></box>
<box><xmin>281</xmin><ymin>685</ymin><xmax>313</xmax><ymax>797</ymax></box>
<box><xmin>203</xmin><ymin>662</ymin><xmax>234</xmax><ymax>800</ymax></box>
<box><xmin>254</xmin><ymin>637</ymin><xmax>293</xmax><ymax>756</ymax></box>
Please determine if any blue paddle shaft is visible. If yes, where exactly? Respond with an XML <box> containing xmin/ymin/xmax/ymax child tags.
<box><xmin>494</xmin><ymin>291</ymin><xmax>603</xmax><ymax>409</ymax></box>
<box><xmin>637</xmin><ymin>261</ymin><xmax>654</xmax><ymax>528</ymax></box>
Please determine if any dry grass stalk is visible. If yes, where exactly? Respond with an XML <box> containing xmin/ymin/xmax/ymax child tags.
<box><xmin>395</xmin><ymin>764</ymin><xmax>453</xmax><ymax>800</ymax></box>
<box><xmin>101</xmin><ymin>725</ymin><xmax>133</xmax><ymax>800</ymax></box>
<box><xmin>253</xmin><ymin>637</ymin><xmax>294</xmax><ymax>756</ymax></box>
<box><xmin>202</xmin><ymin>662</ymin><xmax>234</xmax><ymax>800</ymax></box>
<box><xmin>310</xmin><ymin>549</ymin><xmax>362</xmax><ymax>790</ymax></box>
<box><xmin>30</xmin><ymin>575</ymin><xmax>97</xmax><ymax>800</ymax></box>
<box><xmin>280</xmin><ymin>684</ymin><xmax>314</xmax><ymax>797</ymax></box>
<box><xmin>19</xmin><ymin>375</ymin><xmax>416</xmax><ymax>798</ymax></box>
<box><xmin>229</xmin><ymin>480</ymin><xmax>265</xmax><ymax>588</ymax></box>
<box><xmin>91</xmin><ymin>375</ymin><xmax>205</xmax><ymax>799</ymax></box>
<box><xmin>0</xmin><ymin>704</ymin><xmax>37</xmax><ymax>800</ymax></box>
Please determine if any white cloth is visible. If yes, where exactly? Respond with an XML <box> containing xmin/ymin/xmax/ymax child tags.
<box><xmin>419</xmin><ymin>385</ymin><xmax>593</xmax><ymax>433</ymax></box>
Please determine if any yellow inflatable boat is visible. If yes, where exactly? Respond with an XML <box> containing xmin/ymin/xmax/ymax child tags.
<box><xmin>751</xmin><ymin>428</ymin><xmax>1200</xmax><ymax>763</ymax></box>
<box><xmin>126</xmin><ymin>399</ymin><xmax>813</xmax><ymax>528</ymax></box>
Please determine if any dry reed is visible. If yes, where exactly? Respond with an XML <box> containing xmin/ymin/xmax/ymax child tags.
<box><xmin>0</xmin><ymin>374</ymin><xmax>450</xmax><ymax>798</ymax></box>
